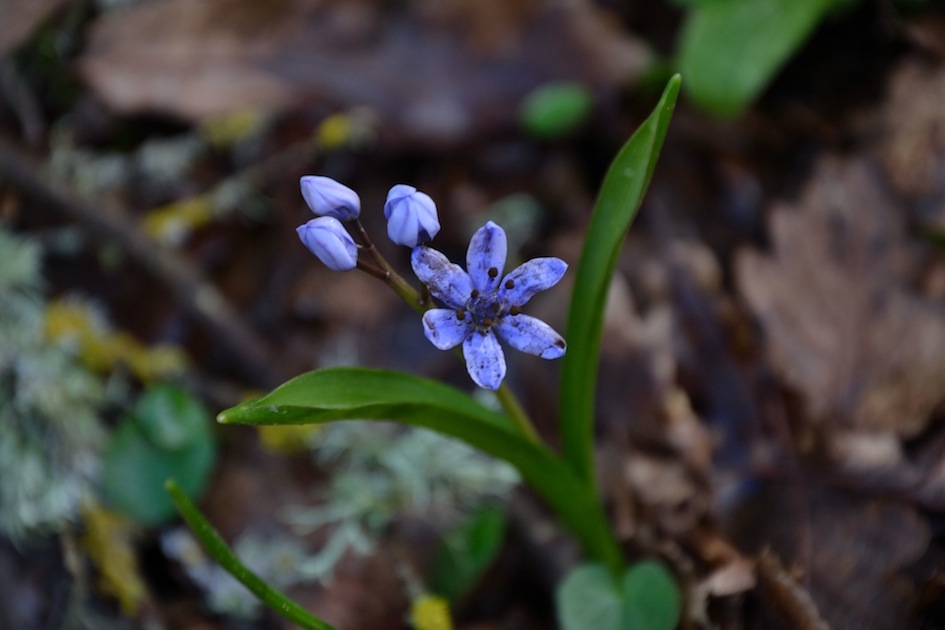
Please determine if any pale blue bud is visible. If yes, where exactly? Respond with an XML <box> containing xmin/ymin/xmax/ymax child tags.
<box><xmin>296</xmin><ymin>217</ymin><xmax>358</xmax><ymax>271</ymax></box>
<box><xmin>300</xmin><ymin>176</ymin><xmax>360</xmax><ymax>220</ymax></box>
<box><xmin>384</xmin><ymin>184</ymin><xmax>440</xmax><ymax>248</ymax></box>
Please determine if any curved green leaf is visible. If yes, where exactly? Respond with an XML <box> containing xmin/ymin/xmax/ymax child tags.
<box><xmin>165</xmin><ymin>480</ymin><xmax>335</xmax><ymax>630</ymax></box>
<box><xmin>218</xmin><ymin>367</ymin><xmax>622</xmax><ymax>572</ymax></box>
<box><xmin>559</xmin><ymin>76</ymin><xmax>681</xmax><ymax>485</ymax></box>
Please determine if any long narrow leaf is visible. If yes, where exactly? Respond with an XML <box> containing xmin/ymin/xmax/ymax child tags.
<box><xmin>559</xmin><ymin>76</ymin><xmax>681</xmax><ymax>484</ymax></box>
<box><xmin>218</xmin><ymin>368</ymin><xmax>623</xmax><ymax>571</ymax></box>
<box><xmin>165</xmin><ymin>479</ymin><xmax>335</xmax><ymax>630</ymax></box>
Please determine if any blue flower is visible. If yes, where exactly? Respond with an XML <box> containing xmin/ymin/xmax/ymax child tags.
<box><xmin>301</xmin><ymin>176</ymin><xmax>361</xmax><ymax>221</ymax></box>
<box><xmin>384</xmin><ymin>184</ymin><xmax>440</xmax><ymax>248</ymax></box>
<box><xmin>297</xmin><ymin>217</ymin><xmax>358</xmax><ymax>271</ymax></box>
<box><xmin>411</xmin><ymin>221</ymin><xmax>567</xmax><ymax>390</ymax></box>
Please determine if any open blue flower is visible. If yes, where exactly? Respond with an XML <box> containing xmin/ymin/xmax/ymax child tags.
<box><xmin>411</xmin><ymin>221</ymin><xmax>567</xmax><ymax>390</ymax></box>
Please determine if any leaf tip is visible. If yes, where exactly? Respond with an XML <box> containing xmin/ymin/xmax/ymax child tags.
<box><xmin>663</xmin><ymin>74</ymin><xmax>683</xmax><ymax>107</ymax></box>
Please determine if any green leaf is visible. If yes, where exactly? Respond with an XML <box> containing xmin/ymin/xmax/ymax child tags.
<box><xmin>134</xmin><ymin>383</ymin><xmax>208</xmax><ymax>450</ymax></box>
<box><xmin>521</xmin><ymin>82</ymin><xmax>593</xmax><ymax>139</ymax></box>
<box><xmin>165</xmin><ymin>480</ymin><xmax>336</xmax><ymax>630</ymax></box>
<box><xmin>103</xmin><ymin>416</ymin><xmax>216</xmax><ymax>526</ymax></box>
<box><xmin>558</xmin><ymin>564</ymin><xmax>623</xmax><ymax>630</ymax></box>
<box><xmin>677</xmin><ymin>0</ymin><xmax>850</xmax><ymax>116</ymax></box>
<box><xmin>218</xmin><ymin>368</ymin><xmax>623</xmax><ymax>572</ymax></box>
<box><xmin>621</xmin><ymin>561</ymin><xmax>682</xmax><ymax>630</ymax></box>
<box><xmin>557</xmin><ymin>561</ymin><xmax>682</xmax><ymax>630</ymax></box>
<box><xmin>217</xmin><ymin>367</ymin><xmax>516</xmax><ymax>433</ymax></box>
<box><xmin>431</xmin><ymin>506</ymin><xmax>507</xmax><ymax>602</ymax></box>
<box><xmin>559</xmin><ymin>76</ymin><xmax>680</xmax><ymax>485</ymax></box>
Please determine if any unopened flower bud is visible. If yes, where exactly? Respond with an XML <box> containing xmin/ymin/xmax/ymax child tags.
<box><xmin>300</xmin><ymin>176</ymin><xmax>360</xmax><ymax>220</ymax></box>
<box><xmin>296</xmin><ymin>217</ymin><xmax>358</xmax><ymax>271</ymax></box>
<box><xmin>384</xmin><ymin>184</ymin><xmax>440</xmax><ymax>248</ymax></box>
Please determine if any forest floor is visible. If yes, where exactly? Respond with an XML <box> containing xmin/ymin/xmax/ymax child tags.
<box><xmin>2</xmin><ymin>1</ymin><xmax>945</xmax><ymax>629</ymax></box>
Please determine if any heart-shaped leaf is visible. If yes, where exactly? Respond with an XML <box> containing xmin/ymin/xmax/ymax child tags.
<box><xmin>557</xmin><ymin>561</ymin><xmax>682</xmax><ymax>630</ymax></box>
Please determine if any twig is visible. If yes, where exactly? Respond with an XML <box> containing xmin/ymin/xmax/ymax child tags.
<box><xmin>0</xmin><ymin>138</ymin><xmax>280</xmax><ymax>388</ymax></box>
<box><xmin>756</xmin><ymin>550</ymin><xmax>831</xmax><ymax>630</ymax></box>
<box><xmin>0</xmin><ymin>61</ymin><xmax>45</xmax><ymax>146</ymax></box>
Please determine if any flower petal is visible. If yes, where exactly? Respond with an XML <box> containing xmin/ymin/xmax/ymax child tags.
<box><xmin>421</xmin><ymin>309</ymin><xmax>471</xmax><ymax>350</ymax></box>
<box><xmin>495</xmin><ymin>314</ymin><xmax>566</xmax><ymax>359</ymax></box>
<box><xmin>466</xmin><ymin>221</ymin><xmax>507</xmax><ymax>294</ymax></box>
<box><xmin>300</xmin><ymin>176</ymin><xmax>360</xmax><ymax>220</ymax></box>
<box><xmin>296</xmin><ymin>217</ymin><xmax>358</xmax><ymax>271</ymax></box>
<box><xmin>411</xmin><ymin>246</ymin><xmax>472</xmax><ymax>308</ymax></box>
<box><xmin>498</xmin><ymin>257</ymin><xmax>568</xmax><ymax>307</ymax></box>
<box><xmin>384</xmin><ymin>184</ymin><xmax>441</xmax><ymax>247</ymax></box>
<box><xmin>463</xmin><ymin>330</ymin><xmax>506</xmax><ymax>390</ymax></box>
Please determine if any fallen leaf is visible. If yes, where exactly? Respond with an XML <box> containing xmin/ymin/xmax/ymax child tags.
<box><xmin>0</xmin><ymin>0</ymin><xmax>72</xmax><ymax>57</ymax></box>
<box><xmin>740</xmin><ymin>487</ymin><xmax>931</xmax><ymax>630</ymax></box>
<box><xmin>878</xmin><ymin>60</ymin><xmax>945</xmax><ymax>229</ymax></box>
<box><xmin>736</xmin><ymin>157</ymin><xmax>945</xmax><ymax>439</ymax></box>
<box><xmin>78</xmin><ymin>0</ymin><xmax>649</xmax><ymax>143</ymax></box>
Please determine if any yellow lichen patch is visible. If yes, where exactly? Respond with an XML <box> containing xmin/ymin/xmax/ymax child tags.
<box><xmin>199</xmin><ymin>109</ymin><xmax>265</xmax><ymax>148</ymax></box>
<box><xmin>143</xmin><ymin>196</ymin><xmax>215</xmax><ymax>246</ymax></box>
<box><xmin>257</xmin><ymin>424</ymin><xmax>321</xmax><ymax>455</ymax></box>
<box><xmin>80</xmin><ymin>500</ymin><xmax>146</xmax><ymax>616</ymax></box>
<box><xmin>316</xmin><ymin>112</ymin><xmax>355</xmax><ymax>151</ymax></box>
<box><xmin>43</xmin><ymin>300</ymin><xmax>187</xmax><ymax>381</ymax></box>
<box><xmin>316</xmin><ymin>108</ymin><xmax>376</xmax><ymax>151</ymax></box>
<box><xmin>410</xmin><ymin>594</ymin><xmax>453</xmax><ymax>630</ymax></box>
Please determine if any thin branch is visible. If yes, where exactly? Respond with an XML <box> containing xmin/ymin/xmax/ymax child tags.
<box><xmin>0</xmin><ymin>138</ymin><xmax>280</xmax><ymax>388</ymax></box>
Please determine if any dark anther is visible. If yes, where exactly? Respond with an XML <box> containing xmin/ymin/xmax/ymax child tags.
<box><xmin>488</xmin><ymin>267</ymin><xmax>498</xmax><ymax>278</ymax></box>
<box><xmin>456</xmin><ymin>309</ymin><xmax>466</xmax><ymax>321</ymax></box>
<box><xmin>470</xmin><ymin>289</ymin><xmax>480</xmax><ymax>299</ymax></box>
<box><xmin>482</xmin><ymin>318</ymin><xmax>493</xmax><ymax>327</ymax></box>
<box><xmin>555</xmin><ymin>338</ymin><xmax>565</xmax><ymax>348</ymax></box>
<box><xmin>505</xmin><ymin>279</ymin><xmax>515</xmax><ymax>289</ymax></box>
<box><xmin>509</xmin><ymin>306</ymin><xmax>522</xmax><ymax>316</ymax></box>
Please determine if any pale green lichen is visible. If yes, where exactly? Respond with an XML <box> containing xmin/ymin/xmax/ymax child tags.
<box><xmin>0</xmin><ymin>227</ymin><xmax>106</xmax><ymax>541</ymax></box>
<box><xmin>285</xmin><ymin>422</ymin><xmax>520</xmax><ymax>582</ymax></box>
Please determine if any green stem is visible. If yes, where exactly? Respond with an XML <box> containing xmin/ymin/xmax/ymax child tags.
<box><xmin>496</xmin><ymin>383</ymin><xmax>540</xmax><ymax>444</ymax></box>
<box><xmin>352</xmin><ymin>219</ymin><xmax>429</xmax><ymax>315</ymax></box>
<box><xmin>165</xmin><ymin>480</ymin><xmax>336</xmax><ymax>630</ymax></box>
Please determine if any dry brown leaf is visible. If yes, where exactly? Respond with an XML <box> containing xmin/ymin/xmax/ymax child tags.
<box><xmin>879</xmin><ymin>61</ymin><xmax>945</xmax><ymax>206</ymax></box>
<box><xmin>0</xmin><ymin>0</ymin><xmax>72</xmax><ymax>57</ymax></box>
<box><xmin>736</xmin><ymin>157</ymin><xmax>945</xmax><ymax>438</ymax></box>
<box><xmin>78</xmin><ymin>0</ymin><xmax>649</xmax><ymax>142</ymax></box>
<box><xmin>806</xmin><ymin>494</ymin><xmax>930</xmax><ymax>630</ymax></box>
<box><xmin>734</xmin><ymin>486</ymin><xmax>930</xmax><ymax>630</ymax></box>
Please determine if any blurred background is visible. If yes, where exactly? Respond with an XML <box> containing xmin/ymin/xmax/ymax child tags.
<box><xmin>1</xmin><ymin>0</ymin><xmax>945</xmax><ymax>628</ymax></box>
